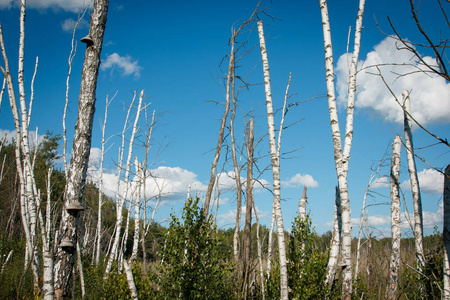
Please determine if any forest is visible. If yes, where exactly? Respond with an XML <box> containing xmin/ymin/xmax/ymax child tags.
<box><xmin>0</xmin><ymin>0</ymin><xmax>449</xmax><ymax>299</ymax></box>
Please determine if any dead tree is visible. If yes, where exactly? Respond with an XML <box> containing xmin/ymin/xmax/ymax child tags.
<box><xmin>53</xmin><ymin>0</ymin><xmax>109</xmax><ymax>298</ymax></box>
<box><xmin>319</xmin><ymin>0</ymin><xmax>366</xmax><ymax>297</ymax></box>
<box><xmin>444</xmin><ymin>164</ymin><xmax>450</xmax><ymax>299</ymax></box>
<box><xmin>387</xmin><ymin>135</ymin><xmax>402</xmax><ymax>299</ymax></box>
<box><xmin>257</xmin><ymin>20</ymin><xmax>289</xmax><ymax>300</ymax></box>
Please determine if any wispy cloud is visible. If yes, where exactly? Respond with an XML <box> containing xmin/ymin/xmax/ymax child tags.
<box><xmin>0</xmin><ymin>0</ymin><xmax>93</xmax><ymax>12</ymax></box>
<box><xmin>336</xmin><ymin>37</ymin><xmax>450</xmax><ymax>126</ymax></box>
<box><xmin>61</xmin><ymin>18</ymin><xmax>89</xmax><ymax>33</ymax></box>
<box><xmin>401</xmin><ymin>168</ymin><xmax>444</xmax><ymax>194</ymax></box>
<box><xmin>87</xmin><ymin>158</ymin><xmax>207</xmax><ymax>202</ymax></box>
<box><xmin>101</xmin><ymin>53</ymin><xmax>142</xmax><ymax>78</ymax></box>
<box><xmin>281</xmin><ymin>173</ymin><xmax>318</xmax><ymax>188</ymax></box>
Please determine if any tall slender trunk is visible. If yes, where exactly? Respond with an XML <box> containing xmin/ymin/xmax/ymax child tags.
<box><xmin>443</xmin><ymin>164</ymin><xmax>450</xmax><ymax>299</ymax></box>
<box><xmin>105</xmin><ymin>90</ymin><xmax>143</xmax><ymax>275</ymax></box>
<box><xmin>131</xmin><ymin>159</ymin><xmax>141</xmax><ymax>261</ymax></box>
<box><xmin>0</xmin><ymin>0</ymin><xmax>41</xmax><ymax>291</ymax></box>
<box><xmin>325</xmin><ymin>186</ymin><xmax>341</xmax><ymax>288</ymax></box>
<box><xmin>298</xmin><ymin>186</ymin><xmax>307</xmax><ymax>220</ymax></box>
<box><xmin>319</xmin><ymin>0</ymin><xmax>365</xmax><ymax>296</ymax></box>
<box><xmin>386</xmin><ymin>135</ymin><xmax>402</xmax><ymax>299</ymax></box>
<box><xmin>95</xmin><ymin>95</ymin><xmax>111</xmax><ymax>265</ymax></box>
<box><xmin>402</xmin><ymin>90</ymin><xmax>424</xmax><ymax>268</ymax></box>
<box><xmin>242</xmin><ymin>118</ymin><xmax>254</xmax><ymax>295</ymax></box>
<box><xmin>257</xmin><ymin>20</ymin><xmax>288</xmax><ymax>300</ymax></box>
<box><xmin>53</xmin><ymin>1</ymin><xmax>109</xmax><ymax>298</ymax></box>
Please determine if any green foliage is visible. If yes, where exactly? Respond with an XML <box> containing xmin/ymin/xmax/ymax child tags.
<box><xmin>266</xmin><ymin>213</ymin><xmax>329</xmax><ymax>300</ymax></box>
<box><xmin>155</xmin><ymin>197</ymin><xmax>236</xmax><ymax>299</ymax></box>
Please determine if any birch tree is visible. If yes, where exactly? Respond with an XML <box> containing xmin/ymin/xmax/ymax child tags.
<box><xmin>444</xmin><ymin>164</ymin><xmax>450</xmax><ymax>299</ymax></box>
<box><xmin>319</xmin><ymin>0</ymin><xmax>366</xmax><ymax>297</ymax></box>
<box><xmin>105</xmin><ymin>90</ymin><xmax>143</xmax><ymax>275</ymax></box>
<box><xmin>257</xmin><ymin>20</ymin><xmax>288</xmax><ymax>300</ymax></box>
<box><xmin>0</xmin><ymin>0</ymin><xmax>45</xmax><ymax>292</ymax></box>
<box><xmin>402</xmin><ymin>90</ymin><xmax>425</xmax><ymax>268</ymax></box>
<box><xmin>53</xmin><ymin>0</ymin><xmax>109</xmax><ymax>298</ymax></box>
<box><xmin>325</xmin><ymin>186</ymin><xmax>341</xmax><ymax>288</ymax></box>
<box><xmin>386</xmin><ymin>135</ymin><xmax>401</xmax><ymax>299</ymax></box>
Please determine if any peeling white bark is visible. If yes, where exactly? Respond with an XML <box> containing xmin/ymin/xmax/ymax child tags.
<box><xmin>444</xmin><ymin>164</ymin><xmax>450</xmax><ymax>299</ymax></box>
<box><xmin>325</xmin><ymin>186</ymin><xmax>341</xmax><ymax>288</ymax></box>
<box><xmin>54</xmin><ymin>1</ymin><xmax>109</xmax><ymax>297</ymax></box>
<box><xmin>257</xmin><ymin>20</ymin><xmax>288</xmax><ymax>300</ymax></box>
<box><xmin>106</xmin><ymin>90</ymin><xmax>143</xmax><ymax>275</ymax></box>
<box><xmin>402</xmin><ymin>90</ymin><xmax>424</xmax><ymax>268</ymax></box>
<box><xmin>386</xmin><ymin>135</ymin><xmax>401</xmax><ymax>299</ymax></box>
<box><xmin>319</xmin><ymin>0</ymin><xmax>365</xmax><ymax>297</ymax></box>
<box><xmin>124</xmin><ymin>260</ymin><xmax>138</xmax><ymax>299</ymax></box>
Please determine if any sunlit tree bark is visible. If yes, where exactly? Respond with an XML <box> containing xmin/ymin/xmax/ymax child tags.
<box><xmin>325</xmin><ymin>186</ymin><xmax>341</xmax><ymax>288</ymax></box>
<box><xmin>402</xmin><ymin>90</ymin><xmax>424</xmax><ymax>268</ymax></box>
<box><xmin>53</xmin><ymin>1</ymin><xmax>109</xmax><ymax>297</ymax></box>
<box><xmin>387</xmin><ymin>135</ymin><xmax>401</xmax><ymax>299</ymax></box>
<box><xmin>319</xmin><ymin>0</ymin><xmax>365</xmax><ymax>297</ymax></box>
<box><xmin>242</xmin><ymin>118</ymin><xmax>254</xmax><ymax>294</ymax></box>
<box><xmin>257</xmin><ymin>20</ymin><xmax>288</xmax><ymax>300</ymax></box>
<box><xmin>444</xmin><ymin>164</ymin><xmax>450</xmax><ymax>299</ymax></box>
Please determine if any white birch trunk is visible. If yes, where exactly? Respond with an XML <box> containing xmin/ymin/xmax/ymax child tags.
<box><xmin>387</xmin><ymin>135</ymin><xmax>401</xmax><ymax>299</ymax></box>
<box><xmin>106</xmin><ymin>90</ymin><xmax>143</xmax><ymax>275</ymax></box>
<box><xmin>325</xmin><ymin>186</ymin><xmax>341</xmax><ymax>288</ymax></box>
<box><xmin>319</xmin><ymin>0</ymin><xmax>365</xmax><ymax>296</ymax></box>
<box><xmin>131</xmin><ymin>159</ymin><xmax>141</xmax><ymax>261</ymax></box>
<box><xmin>444</xmin><ymin>164</ymin><xmax>450</xmax><ymax>299</ymax></box>
<box><xmin>95</xmin><ymin>95</ymin><xmax>111</xmax><ymax>264</ymax></box>
<box><xmin>124</xmin><ymin>260</ymin><xmax>138</xmax><ymax>299</ymax></box>
<box><xmin>299</xmin><ymin>186</ymin><xmax>307</xmax><ymax>221</ymax></box>
<box><xmin>42</xmin><ymin>167</ymin><xmax>54</xmax><ymax>300</ymax></box>
<box><xmin>402</xmin><ymin>90</ymin><xmax>425</xmax><ymax>268</ymax></box>
<box><xmin>54</xmin><ymin>1</ymin><xmax>109</xmax><ymax>297</ymax></box>
<box><xmin>257</xmin><ymin>20</ymin><xmax>288</xmax><ymax>300</ymax></box>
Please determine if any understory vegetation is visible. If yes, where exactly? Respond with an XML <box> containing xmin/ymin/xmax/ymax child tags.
<box><xmin>0</xmin><ymin>137</ymin><xmax>444</xmax><ymax>299</ymax></box>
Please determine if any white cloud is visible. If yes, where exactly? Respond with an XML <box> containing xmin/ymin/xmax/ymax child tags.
<box><xmin>0</xmin><ymin>0</ymin><xmax>93</xmax><ymax>12</ymax></box>
<box><xmin>217</xmin><ymin>205</ymin><xmax>269</xmax><ymax>226</ymax></box>
<box><xmin>88</xmin><ymin>165</ymin><xmax>207</xmax><ymax>202</ymax></box>
<box><xmin>281</xmin><ymin>173</ymin><xmax>318</xmax><ymax>188</ymax></box>
<box><xmin>401</xmin><ymin>168</ymin><xmax>444</xmax><ymax>194</ymax></box>
<box><xmin>88</xmin><ymin>147</ymin><xmax>102</xmax><ymax>169</ymax></box>
<box><xmin>336</xmin><ymin>37</ymin><xmax>450</xmax><ymax>125</ymax></box>
<box><xmin>61</xmin><ymin>18</ymin><xmax>89</xmax><ymax>33</ymax></box>
<box><xmin>0</xmin><ymin>128</ymin><xmax>45</xmax><ymax>148</ymax></box>
<box><xmin>101</xmin><ymin>53</ymin><xmax>142</xmax><ymax>78</ymax></box>
<box><xmin>371</xmin><ymin>176</ymin><xmax>389</xmax><ymax>189</ymax></box>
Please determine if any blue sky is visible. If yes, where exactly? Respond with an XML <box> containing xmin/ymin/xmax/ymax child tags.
<box><xmin>0</xmin><ymin>0</ymin><xmax>449</xmax><ymax>238</ymax></box>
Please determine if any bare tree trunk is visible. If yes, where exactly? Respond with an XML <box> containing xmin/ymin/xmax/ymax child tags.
<box><xmin>106</xmin><ymin>90</ymin><xmax>143</xmax><ymax>276</ymax></box>
<box><xmin>402</xmin><ymin>90</ymin><xmax>425</xmax><ymax>268</ymax></box>
<box><xmin>131</xmin><ymin>159</ymin><xmax>141</xmax><ymax>261</ymax></box>
<box><xmin>229</xmin><ymin>35</ymin><xmax>242</xmax><ymax>263</ymax></box>
<box><xmin>298</xmin><ymin>186</ymin><xmax>307</xmax><ymax>220</ymax></box>
<box><xmin>325</xmin><ymin>186</ymin><xmax>342</xmax><ymax>288</ymax></box>
<box><xmin>257</xmin><ymin>20</ymin><xmax>288</xmax><ymax>300</ymax></box>
<box><xmin>0</xmin><ymin>0</ymin><xmax>41</xmax><ymax>291</ymax></box>
<box><xmin>253</xmin><ymin>199</ymin><xmax>265</xmax><ymax>300</ymax></box>
<box><xmin>95</xmin><ymin>95</ymin><xmax>112</xmax><ymax>265</ymax></box>
<box><xmin>444</xmin><ymin>164</ymin><xmax>450</xmax><ymax>299</ymax></box>
<box><xmin>53</xmin><ymin>1</ymin><xmax>109</xmax><ymax>298</ymax></box>
<box><xmin>141</xmin><ymin>109</ymin><xmax>155</xmax><ymax>273</ymax></box>
<box><xmin>319</xmin><ymin>0</ymin><xmax>366</xmax><ymax>296</ymax></box>
<box><xmin>124</xmin><ymin>260</ymin><xmax>138</xmax><ymax>299</ymax></box>
<box><xmin>43</xmin><ymin>167</ymin><xmax>54</xmax><ymax>300</ymax></box>
<box><xmin>386</xmin><ymin>135</ymin><xmax>402</xmax><ymax>299</ymax></box>
<box><xmin>242</xmin><ymin>118</ymin><xmax>254</xmax><ymax>296</ymax></box>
